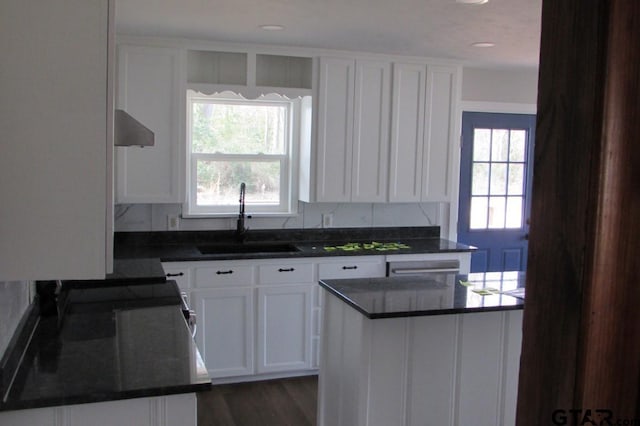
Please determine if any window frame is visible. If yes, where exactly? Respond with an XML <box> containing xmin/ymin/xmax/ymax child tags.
<box><xmin>184</xmin><ymin>90</ymin><xmax>300</xmax><ymax>217</ymax></box>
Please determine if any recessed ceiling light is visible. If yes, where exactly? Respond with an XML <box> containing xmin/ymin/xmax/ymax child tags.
<box><xmin>456</xmin><ymin>0</ymin><xmax>489</xmax><ymax>4</ymax></box>
<box><xmin>471</xmin><ymin>42</ymin><xmax>496</xmax><ymax>48</ymax></box>
<box><xmin>259</xmin><ymin>24</ymin><xmax>285</xmax><ymax>31</ymax></box>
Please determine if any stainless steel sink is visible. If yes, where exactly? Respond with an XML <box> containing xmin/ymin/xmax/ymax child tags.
<box><xmin>197</xmin><ymin>243</ymin><xmax>301</xmax><ymax>255</ymax></box>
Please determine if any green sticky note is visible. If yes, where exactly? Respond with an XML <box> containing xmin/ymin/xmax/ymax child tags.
<box><xmin>459</xmin><ymin>280</ymin><xmax>473</xmax><ymax>287</ymax></box>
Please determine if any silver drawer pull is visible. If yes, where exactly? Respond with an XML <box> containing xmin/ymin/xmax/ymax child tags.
<box><xmin>278</xmin><ymin>268</ymin><xmax>295</xmax><ymax>272</ymax></box>
<box><xmin>342</xmin><ymin>266</ymin><xmax>358</xmax><ymax>270</ymax></box>
<box><xmin>216</xmin><ymin>270</ymin><xmax>234</xmax><ymax>275</ymax></box>
<box><xmin>391</xmin><ymin>267</ymin><xmax>459</xmax><ymax>274</ymax></box>
<box><xmin>166</xmin><ymin>272</ymin><xmax>184</xmax><ymax>277</ymax></box>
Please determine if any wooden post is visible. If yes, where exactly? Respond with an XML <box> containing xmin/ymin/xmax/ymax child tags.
<box><xmin>517</xmin><ymin>0</ymin><xmax>640</xmax><ymax>423</ymax></box>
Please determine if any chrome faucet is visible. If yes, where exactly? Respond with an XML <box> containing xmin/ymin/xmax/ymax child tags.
<box><xmin>236</xmin><ymin>182</ymin><xmax>248</xmax><ymax>241</ymax></box>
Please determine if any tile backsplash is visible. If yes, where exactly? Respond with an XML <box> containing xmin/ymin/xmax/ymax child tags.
<box><xmin>0</xmin><ymin>281</ymin><xmax>31</xmax><ymax>360</ymax></box>
<box><xmin>115</xmin><ymin>201</ymin><xmax>448</xmax><ymax>235</ymax></box>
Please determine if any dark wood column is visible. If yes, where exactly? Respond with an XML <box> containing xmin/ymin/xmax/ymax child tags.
<box><xmin>517</xmin><ymin>0</ymin><xmax>640</xmax><ymax>423</ymax></box>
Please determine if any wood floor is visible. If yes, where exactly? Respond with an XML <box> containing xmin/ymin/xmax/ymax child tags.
<box><xmin>197</xmin><ymin>375</ymin><xmax>318</xmax><ymax>426</ymax></box>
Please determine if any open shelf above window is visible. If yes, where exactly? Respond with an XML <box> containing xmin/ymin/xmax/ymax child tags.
<box><xmin>187</xmin><ymin>50</ymin><xmax>248</xmax><ymax>85</ymax></box>
<box><xmin>186</xmin><ymin>50</ymin><xmax>313</xmax><ymax>92</ymax></box>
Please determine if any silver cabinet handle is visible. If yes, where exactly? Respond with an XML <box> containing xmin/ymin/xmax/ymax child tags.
<box><xmin>391</xmin><ymin>268</ymin><xmax>459</xmax><ymax>274</ymax></box>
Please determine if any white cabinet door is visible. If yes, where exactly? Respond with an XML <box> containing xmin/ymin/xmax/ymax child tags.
<box><xmin>351</xmin><ymin>60</ymin><xmax>391</xmax><ymax>202</ymax></box>
<box><xmin>315</xmin><ymin>57</ymin><xmax>391</xmax><ymax>203</ymax></box>
<box><xmin>0</xmin><ymin>0</ymin><xmax>113</xmax><ymax>281</ymax></box>
<box><xmin>193</xmin><ymin>287</ymin><xmax>255</xmax><ymax>378</ymax></box>
<box><xmin>316</xmin><ymin>57</ymin><xmax>354</xmax><ymax>202</ymax></box>
<box><xmin>256</xmin><ymin>284</ymin><xmax>312</xmax><ymax>373</ymax></box>
<box><xmin>422</xmin><ymin>66</ymin><xmax>457</xmax><ymax>202</ymax></box>
<box><xmin>115</xmin><ymin>45</ymin><xmax>182</xmax><ymax>203</ymax></box>
<box><xmin>389</xmin><ymin>63</ymin><xmax>458</xmax><ymax>203</ymax></box>
<box><xmin>389</xmin><ymin>63</ymin><xmax>427</xmax><ymax>202</ymax></box>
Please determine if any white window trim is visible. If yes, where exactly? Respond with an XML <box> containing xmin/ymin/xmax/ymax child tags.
<box><xmin>183</xmin><ymin>90</ymin><xmax>301</xmax><ymax>217</ymax></box>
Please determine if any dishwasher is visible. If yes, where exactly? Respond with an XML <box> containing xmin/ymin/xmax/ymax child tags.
<box><xmin>385</xmin><ymin>259</ymin><xmax>460</xmax><ymax>310</ymax></box>
<box><xmin>387</xmin><ymin>259</ymin><xmax>460</xmax><ymax>277</ymax></box>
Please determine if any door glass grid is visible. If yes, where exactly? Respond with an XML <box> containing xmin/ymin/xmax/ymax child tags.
<box><xmin>470</xmin><ymin>128</ymin><xmax>527</xmax><ymax>230</ymax></box>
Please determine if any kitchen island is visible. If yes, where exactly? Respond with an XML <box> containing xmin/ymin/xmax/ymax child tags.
<box><xmin>318</xmin><ymin>271</ymin><xmax>524</xmax><ymax>426</ymax></box>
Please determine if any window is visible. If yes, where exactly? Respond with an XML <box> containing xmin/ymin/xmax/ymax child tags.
<box><xmin>469</xmin><ymin>128</ymin><xmax>527</xmax><ymax>229</ymax></box>
<box><xmin>185</xmin><ymin>91</ymin><xmax>302</xmax><ymax>216</ymax></box>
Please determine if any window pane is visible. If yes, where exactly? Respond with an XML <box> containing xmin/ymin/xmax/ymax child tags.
<box><xmin>508</xmin><ymin>164</ymin><xmax>524</xmax><ymax>195</ymax></box>
<box><xmin>473</xmin><ymin>129</ymin><xmax>491</xmax><ymax>161</ymax></box>
<box><xmin>509</xmin><ymin>130</ymin><xmax>526</xmax><ymax>162</ymax></box>
<box><xmin>488</xmin><ymin>196</ymin><xmax>506</xmax><ymax>228</ymax></box>
<box><xmin>491</xmin><ymin>129</ymin><xmax>509</xmax><ymax>161</ymax></box>
<box><xmin>196</xmin><ymin>160</ymin><xmax>281</xmax><ymax>206</ymax></box>
<box><xmin>470</xmin><ymin>196</ymin><xmax>488</xmax><ymax>229</ymax></box>
<box><xmin>506</xmin><ymin>197</ymin><xmax>523</xmax><ymax>228</ymax></box>
<box><xmin>192</xmin><ymin>101</ymin><xmax>287</xmax><ymax>155</ymax></box>
<box><xmin>472</xmin><ymin>163</ymin><xmax>490</xmax><ymax>195</ymax></box>
<box><xmin>490</xmin><ymin>164</ymin><xmax>507</xmax><ymax>195</ymax></box>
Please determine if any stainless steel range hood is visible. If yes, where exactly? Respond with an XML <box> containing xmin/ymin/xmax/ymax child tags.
<box><xmin>114</xmin><ymin>109</ymin><xmax>154</xmax><ymax>147</ymax></box>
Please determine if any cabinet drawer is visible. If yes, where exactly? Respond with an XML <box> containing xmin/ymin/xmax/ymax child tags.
<box><xmin>258</xmin><ymin>263</ymin><xmax>313</xmax><ymax>284</ymax></box>
<box><xmin>195</xmin><ymin>265</ymin><xmax>255</xmax><ymax>287</ymax></box>
<box><xmin>162</xmin><ymin>263</ymin><xmax>192</xmax><ymax>291</ymax></box>
<box><xmin>318</xmin><ymin>259</ymin><xmax>386</xmax><ymax>279</ymax></box>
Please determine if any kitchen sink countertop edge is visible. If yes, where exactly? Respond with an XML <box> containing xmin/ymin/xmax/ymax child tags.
<box><xmin>114</xmin><ymin>227</ymin><xmax>475</xmax><ymax>262</ymax></box>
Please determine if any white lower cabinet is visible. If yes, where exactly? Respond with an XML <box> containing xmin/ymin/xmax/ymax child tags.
<box><xmin>257</xmin><ymin>284</ymin><xmax>312</xmax><ymax>373</ymax></box>
<box><xmin>193</xmin><ymin>286</ymin><xmax>255</xmax><ymax>379</ymax></box>
<box><xmin>166</xmin><ymin>254</ymin><xmax>472</xmax><ymax>382</ymax></box>
<box><xmin>0</xmin><ymin>393</ymin><xmax>196</xmax><ymax>426</ymax></box>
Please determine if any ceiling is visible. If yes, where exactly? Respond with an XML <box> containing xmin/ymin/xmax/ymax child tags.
<box><xmin>115</xmin><ymin>0</ymin><xmax>542</xmax><ymax>69</ymax></box>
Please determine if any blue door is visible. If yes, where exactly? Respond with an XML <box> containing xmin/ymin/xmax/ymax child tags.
<box><xmin>457</xmin><ymin>112</ymin><xmax>536</xmax><ymax>272</ymax></box>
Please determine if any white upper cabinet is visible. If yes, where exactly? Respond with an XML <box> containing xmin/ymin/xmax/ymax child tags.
<box><xmin>422</xmin><ymin>66</ymin><xmax>457</xmax><ymax>202</ymax></box>
<box><xmin>352</xmin><ymin>60</ymin><xmax>391</xmax><ymax>202</ymax></box>
<box><xmin>316</xmin><ymin>57</ymin><xmax>355</xmax><ymax>202</ymax></box>
<box><xmin>389</xmin><ymin>63</ymin><xmax>427</xmax><ymax>202</ymax></box>
<box><xmin>314</xmin><ymin>57</ymin><xmax>391</xmax><ymax>202</ymax></box>
<box><xmin>0</xmin><ymin>0</ymin><xmax>113</xmax><ymax>280</ymax></box>
<box><xmin>390</xmin><ymin>63</ymin><xmax>458</xmax><ymax>203</ymax></box>
<box><xmin>115</xmin><ymin>45</ymin><xmax>182</xmax><ymax>203</ymax></box>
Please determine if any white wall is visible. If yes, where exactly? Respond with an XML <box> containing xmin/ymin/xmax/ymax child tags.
<box><xmin>461</xmin><ymin>67</ymin><xmax>539</xmax><ymax>105</ymax></box>
<box><xmin>0</xmin><ymin>281</ymin><xmax>31</xmax><ymax>359</ymax></box>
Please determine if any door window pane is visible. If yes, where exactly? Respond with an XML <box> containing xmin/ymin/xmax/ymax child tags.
<box><xmin>507</xmin><ymin>164</ymin><xmax>524</xmax><ymax>195</ymax></box>
<box><xmin>490</xmin><ymin>164</ymin><xmax>507</xmax><ymax>195</ymax></box>
<box><xmin>488</xmin><ymin>196</ymin><xmax>506</xmax><ymax>228</ymax></box>
<box><xmin>473</xmin><ymin>129</ymin><xmax>491</xmax><ymax>161</ymax></box>
<box><xmin>506</xmin><ymin>197</ymin><xmax>523</xmax><ymax>228</ymax></box>
<box><xmin>509</xmin><ymin>130</ymin><xmax>526</xmax><ymax>162</ymax></box>
<box><xmin>470</xmin><ymin>197</ymin><xmax>488</xmax><ymax>229</ymax></box>
<box><xmin>491</xmin><ymin>129</ymin><xmax>509</xmax><ymax>161</ymax></box>
<box><xmin>472</xmin><ymin>163</ymin><xmax>490</xmax><ymax>195</ymax></box>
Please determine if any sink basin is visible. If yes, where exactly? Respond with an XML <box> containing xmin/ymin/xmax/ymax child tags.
<box><xmin>197</xmin><ymin>243</ymin><xmax>301</xmax><ymax>255</ymax></box>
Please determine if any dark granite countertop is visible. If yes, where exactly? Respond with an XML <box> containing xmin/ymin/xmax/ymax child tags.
<box><xmin>0</xmin><ymin>281</ymin><xmax>211</xmax><ymax>412</ymax></box>
<box><xmin>319</xmin><ymin>271</ymin><xmax>525</xmax><ymax>319</ymax></box>
<box><xmin>114</xmin><ymin>227</ymin><xmax>475</xmax><ymax>262</ymax></box>
<box><xmin>64</xmin><ymin>258</ymin><xmax>167</xmax><ymax>287</ymax></box>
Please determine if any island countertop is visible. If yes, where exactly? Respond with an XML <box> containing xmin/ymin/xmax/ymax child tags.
<box><xmin>319</xmin><ymin>271</ymin><xmax>525</xmax><ymax>319</ymax></box>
